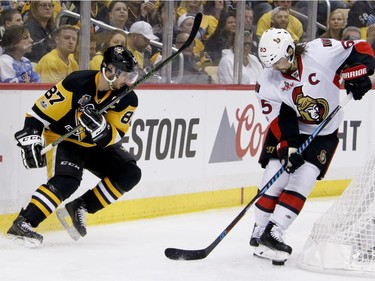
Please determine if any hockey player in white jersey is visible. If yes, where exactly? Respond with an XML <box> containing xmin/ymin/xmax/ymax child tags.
<box><xmin>250</xmin><ymin>28</ymin><xmax>375</xmax><ymax>265</ymax></box>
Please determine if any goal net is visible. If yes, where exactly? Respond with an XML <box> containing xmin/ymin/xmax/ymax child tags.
<box><xmin>298</xmin><ymin>151</ymin><xmax>375</xmax><ymax>277</ymax></box>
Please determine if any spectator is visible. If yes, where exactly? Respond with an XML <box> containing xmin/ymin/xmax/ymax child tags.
<box><xmin>177</xmin><ymin>0</ymin><xmax>204</xmax><ymax>17</ymax></box>
<box><xmin>152</xmin><ymin>2</ymin><xmax>178</xmax><ymax>42</ymax></box>
<box><xmin>349</xmin><ymin>1</ymin><xmax>375</xmax><ymax>53</ymax></box>
<box><xmin>0</xmin><ymin>8</ymin><xmax>23</xmax><ymax>34</ymax></box>
<box><xmin>271</xmin><ymin>7</ymin><xmax>289</xmax><ymax>30</ymax></box>
<box><xmin>203</xmin><ymin>0</ymin><xmax>226</xmax><ymax>21</ymax></box>
<box><xmin>21</xmin><ymin>0</ymin><xmax>62</xmax><ymax>22</ymax></box>
<box><xmin>251</xmin><ymin>1</ymin><xmax>272</xmax><ymax>24</ymax></box>
<box><xmin>244</xmin><ymin>5</ymin><xmax>258</xmax><ymax>57</ymax></box>
<box><xmin>108</xmin><ymin>1</ymin><xmax>129</xmax><ymax>31</ymax></box>
<box><xmin>0</xmin><ymin>8</ymin><xmax>24</xmax><ymax>53</ymax></box>
<box><xmin>35</xmin><ymin>25</ymin><xmax>79</xmax><ymax>83</ymax></box>
<box><xmin>73</xmin><ymin>37</ymin><xmax>97</xmax><ymax>69</ymax></box>
<box><xmin>91</xmin><ymin>29</ymin><xmax>127</xmax><ymax>70</ymax></box>
<box><xmin>67</xmin><ymin>1</ymin><xmax>108</xmax><ymax>26</ymax></box>
<box><xmin>0</xmin><ymin>1</ymin><xmax>14</xmax><ymax>13</ymax></box>
<box><xmin>294</xmin><ymin>1</ymin><xmax>349</xmax><ymax>36</ymax></box>
<box><xmin>171</xmin><ymin>31</ymin><xmax>210</xmax><ymax>84</ymax></box>
<box><xmin>245</xmin><ymin>4</ymin><xmax>254</xmax><ymax>32</ymax></box>
<box><xmin>217</xmin><ymin>30</ymin><xmax>263</xmax><ymax>84</ymax></box>
<box><xmin>66</xmin><ymin>1</ymin><xmax>108</xmax><ymax>34</ymax></box>
<box><xmin>342</xmin><ymin>25</ymin><xmax>362</xmax><ymax>40</ymax></box>
<box><xmin>178</xmin><ymin>0</ymin><xmax>217</xmax><ymax>42</ymax></box>
<box><xmin>346</xmin><ymin>0</ymin><xmax>375</xmax><ymax>39</ymax></box>
<box><xmin>177</xmin><ymin>13</ymin><xmax>195</xmax><ymax>34</ymax></box>
<box><xmin>126</xmin><ymin>0</ymin><xmax>156</xmax><ymax>28</ymax></box>
<box><xmin>256</xmin><ymin>1</ymin><xmax>303</xmax><ymax>42</ymax></box>
<box><xmin>95</xmin><ymin>1</ymin><xmax>129</xmax><ymax>48</ymax></box>
<box><xmin>24</xmin><ymin>0</ymin><xmax>56</xmax><ymax>63</ymax></box>
<box><xmin>320</xmin><ymin>9</ymin><xmax>347</xmax><ymax>40</ymax></box>
<box><xmin>127</xmin><ymin>20</ymin><xmax>159</xmax><ymax>75</ymax></box>
<box><xmin>203</xmin><ymin>10</ymin><xmax>236</xmax><ymax>65</ymax></box>
<box><xmin>0</xmin><ymin>25</ymin><xmax>40</xmax><ymax>83</ymax></box>
<box><xmin>176</xmin><ymin>13</ymin><xmax>204</xmax><ymax>60</ymax></box>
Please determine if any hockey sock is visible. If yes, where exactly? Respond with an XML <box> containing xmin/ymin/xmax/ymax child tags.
<box><xmin>81</xmin><ymin>177</ymin><xmax>124</xmax><ymax>214</ymax></box>
<box><xmin>21</xmin><ymin>184</ymin><xmax>62</xmax><ymax>227</ymax></box>
<box><xmin>255</xmin><ymin>194</ymin><xmax>278</xmax><ymax>227</ymax></box>
<box><xmin>270</xmin><ymin>190</ymin><xmax>306</xmax><ymax>229</ymax></box>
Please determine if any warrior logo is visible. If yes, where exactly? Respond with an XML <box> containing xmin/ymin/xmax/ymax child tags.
<box><xmin>292</xmin><ymin>86</ymin><xmax>329</xmax><ymax>124</ymax></box>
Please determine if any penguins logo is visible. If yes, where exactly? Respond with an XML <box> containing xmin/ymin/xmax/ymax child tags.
<box><xmin>78</xmin><ymin>94</ymin><xmax>92</xmax><ymax>106</ymax></box>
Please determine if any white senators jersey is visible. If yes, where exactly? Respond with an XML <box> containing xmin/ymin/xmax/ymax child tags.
<box><xmin>256</xmin><ymin>38</ymin><xmax>373</xmax><ymax>135</ymax></box>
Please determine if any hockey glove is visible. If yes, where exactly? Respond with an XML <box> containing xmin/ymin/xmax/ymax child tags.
<box><xmin>79</xmin><ymin>107</ymin><xmax>111</xmax><ymax>145</ymax></box>
<box><xmin>277</xmin><ymin>140</ymin><xmax>305</xmax><ymax>173</ymax></box>
<box><xmin>15</xmin><ymin>128</ymin><xmax>46</xmax><ymax>169</ymax></box>
<box><xmin>342</xmin><ymin>64</ymin><xmax>372</xmax><ymax>101</ymax></box>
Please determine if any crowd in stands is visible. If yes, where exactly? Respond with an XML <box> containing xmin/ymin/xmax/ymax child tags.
<box><xmin>0</xmin><ymin>0</ymin><xmax>374</xmax><ymax>85</ymax></box>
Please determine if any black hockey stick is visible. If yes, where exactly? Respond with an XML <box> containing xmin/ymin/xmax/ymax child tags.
<box><xmin>165</xmin><ymin>93</ymin><xmax>353</xmax><ymax>261</ymax></box>
<box><xmin>41</xmin><ymin>13</ymin><xmax>203</xmax><ymax>155</ymax></box>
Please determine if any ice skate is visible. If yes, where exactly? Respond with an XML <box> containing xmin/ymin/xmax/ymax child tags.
<box><xmin>7</xmin><ymin>216</ymin><xmax>43</xmax><ymax>248</ymax></box>
<box><xmin>253</xmin><ymin>222</ymin><xmax>292</xmax><ymax>265</ymax></box>
<box><xmin>249</xmin><ymin>223</ymin><xmax>265</xmax><ymax>247</ymax></box>
<box><xmin>57</xmin><ymin>198</ymin><xmax>87</xmax><ymax>241</ymax></box>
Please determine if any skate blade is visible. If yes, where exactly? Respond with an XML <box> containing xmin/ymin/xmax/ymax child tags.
<box><xmin>253</xmin><ymin>245</ymin><xmax>289</xmax><ymax>266</ymax></box>
<box><xmin>7</xmin><ymin>234</ymin><xmax>42</xmax><ymax>248</ymax></box>
<box><xmin>56</xmin><ymin>208</ymin><xmax>81</xmax><ymax>241</ymax></box>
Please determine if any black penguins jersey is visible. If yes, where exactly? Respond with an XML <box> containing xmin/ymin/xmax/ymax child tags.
<box><xmin>27</xmin><ymin>70</ymin><xmax>138</xmax><ymax>147</ymax></box>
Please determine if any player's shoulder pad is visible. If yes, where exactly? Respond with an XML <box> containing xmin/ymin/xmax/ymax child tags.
<box><xmin>61</xmin><ymin>70</ymin><xmax>98</xmax><ymax>92</ymax></box>
<box><xmin>113</xmin><ymin>88</ymin><xmax>138</xmax><ymax>110</ymax></box>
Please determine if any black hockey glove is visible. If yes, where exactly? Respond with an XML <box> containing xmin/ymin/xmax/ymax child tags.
<box><xmin>342</xmin><ymin>64</ymin><xmax>372</xmax><ymax>101</ymax></box>
<box><xmin>79</xmin><ymin>107</ymin><xmax>111</xmax><ymax>145</ymax></box>
<box><xmin>15</xmin><ymin>128</ymin><xmax>46</xmax><ymax>169</ymax></box>
<box><xmin>277</xmin><ymin>140</ymin><xmax>305</xmax><ymax>174</ymax></box>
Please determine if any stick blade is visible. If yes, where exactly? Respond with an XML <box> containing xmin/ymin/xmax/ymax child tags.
<box><xmin>164</xmin><ymin>248</ymin><xmax>208</xmax><ymax>261</ymax></box>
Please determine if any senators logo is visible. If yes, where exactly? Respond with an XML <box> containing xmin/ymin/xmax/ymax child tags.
<box><xmin>292</xmin><ymin>86</ymin><xmax>329</xmax><ymax>124</ymax></box>
<box><xmin>317</xmin><ymin>150</ymin><xmax>327</xmax><ymax>164</ymax></box>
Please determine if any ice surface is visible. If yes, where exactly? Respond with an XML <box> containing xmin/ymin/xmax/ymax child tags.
<box><xmin>0</xmin><ymin>198</ymin><xmax>366</xmax><ymax>281</ymax></box>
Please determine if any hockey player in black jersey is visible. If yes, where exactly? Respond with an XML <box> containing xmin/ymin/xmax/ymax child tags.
<box><xmin>7</xmin><ymin>45</ymin><xmax>142</xmax><ymax>247</ymax></box>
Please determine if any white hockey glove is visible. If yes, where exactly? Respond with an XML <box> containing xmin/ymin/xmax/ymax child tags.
<box><xmin>277</xmin><ymin>140</ymin><xmax>304</xmax><ymax>173</ymax></box>
<box><xmin>15</xmin><ymin>128</ymin><xmax>46</xmax><ymax>169</ymax></box>
<box><xmin>342</xmin><ymin>64</ymin><xmax>372</xmax><ymax>101</ymax></box>
<box><xmin>79</xmin><ymin>107</ymin><xmax>111</xmax><ymax>145</ymax></box>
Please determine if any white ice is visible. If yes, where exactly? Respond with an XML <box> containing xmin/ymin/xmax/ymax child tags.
<box><xmin>0</xmin><ymin>198</ymin><xmax>367</xmax><ymax>281</ymax></box>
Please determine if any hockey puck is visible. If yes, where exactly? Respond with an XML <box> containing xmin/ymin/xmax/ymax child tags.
<box><xmin>272</xmin><ymin>260</ymin><xmax>285</xmax><ymax>266</ymax></box>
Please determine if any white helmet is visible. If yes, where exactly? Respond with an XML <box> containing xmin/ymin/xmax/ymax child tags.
<box><xmin>258</xmin><ymin>28</ymin><xmax>295</xmax><ymax>68</ymax></box>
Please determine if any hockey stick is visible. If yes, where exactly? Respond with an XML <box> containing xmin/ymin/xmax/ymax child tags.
<box><xmin>41</xmin><ymin>13</ymin><xmax>203</xmax><ymax>155</ymax></box>
<box><xmin>165</xmin><ymin>93</ymin><xmax>353</xmax><ymax>261</ymax></box>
